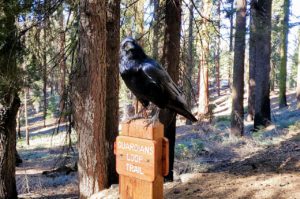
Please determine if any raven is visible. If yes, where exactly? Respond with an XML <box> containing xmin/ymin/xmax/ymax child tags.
<box><xmin>120</xmin><ymin>37</ymin><xmax>197</xmax><ymax>122</ymax></box>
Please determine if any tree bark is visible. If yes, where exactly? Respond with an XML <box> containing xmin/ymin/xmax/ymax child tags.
<box><xmin>105</xmin><ymin>0</ymin><xmax>120</xmax><ymax>185</ymax></box>
<box><xmin>152</xmin><ymin>0</ymin><xmax>161</xmax><ymax>60</ymax></box>
<box><xmin>184</xmin><ymin>1</ymin><xmax>194</xmax><ymax>125</ymax></box>
<box><xmin>24</xmin><ymin>89</ymin><xmax>29</xmax><ymax>145</ymax></box>
<box><xmin>198</xmin><ymin>0</ymin><xmax>211</xmax><ymax>118</ymax></box>
<box><xmin>72</xmin><ymin>0</ymin><xmax>109</xmax><ymax>198</ymax></box>
<box><xmin>252</xmin><ymin>0</ymin><xmax>272</xmax><ymax>129</ymax></box>
<box><xmin>231</xmin><ymin>0</ymin><xmax>247</xmax><ymax>136</ymax></box>
<box><xmin>198</xmin><ymin>52</ymin><xmax>209</xmax><ymax>117</ymax></box>
<box><xmin>59</xmin><ymin>7</ymin><xmax>66</xmax><ymax>118</ymax></box>
<box><xmin>159</xmin><ymin>0</ymin><xmax>182</xmax><ymax>182</ymax></box>
<box><xmin>17</xmin><ymin>109</ymin><xmax>21</xmax><ymax>139</ymax></box>
<box><xmin>248</xmin><ymin>4</ymin><xmax>256</xmax><ymax>121</ymax></box>
<box><xmin>134</xmin><ymin>0</ymin><xmax>145</xmax><ymax>114</ymax></box>
<box><xmin>0</xmin><ymin>97</ymin><xmax>20</xmax><ymax>199</ymax></box>
<box><xmin>43</xmin><ymin>19</ymin><xmax>48</xmax><ymax>127</ymax></box>
<box><xmin>216</xmin><ymin>0</ymin><xmax>221</xmax><ymax>96</ymax></box>
<box><xmin>0</xmin><ymin>3</ymin><xmax>20</xmax><ymax>198</ymax></box>
<box><xmin>228</xmin><ymin>0</ymin><xmax>234</xmax><ymax>89</ymax></box>
<box><xmin>279</xmin><ymin>0</ymin><xmax>290</xmax><ymax>108</ymax></box>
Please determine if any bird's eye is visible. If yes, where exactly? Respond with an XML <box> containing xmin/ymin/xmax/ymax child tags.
<box><xmin>124</xmin><ymin>41</ymin><xmax>134</xmax><ymax>51</ymax></box>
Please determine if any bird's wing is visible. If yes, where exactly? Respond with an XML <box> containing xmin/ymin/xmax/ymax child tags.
<box><xmin>141</xmin><ymin>60</ymin><xmax>187</xmax><ymax>107</ymax></box>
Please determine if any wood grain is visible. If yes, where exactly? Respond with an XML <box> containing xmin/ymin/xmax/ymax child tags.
<box><xmin>118</xmin><ymin>119</ymin><xmax>167</xmax><ymax>199</ymax></box>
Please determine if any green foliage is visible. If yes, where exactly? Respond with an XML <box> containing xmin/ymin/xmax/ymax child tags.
<box><xmin>175</xmin><ymin>143</ymin><xmax>189</xmax><ymax>159</ymax></box>
<box><xmin>47</xmin><ymin>94</ymin><xmax>59</xmax><ymax>118</ymax></box>
<box><xmin>215</xmin><ymin>115</ymin><xmax>231</xmax><ymax>122</ymax></box>
<box><xmin>191</xmin><ymin>139</ymin><xmax>204</xmax><ymax>155</ymax></box>
<box><xmin>175</xmin><ymin>139</ymin><xmax>205</xmax><ymax>159</ymax></box>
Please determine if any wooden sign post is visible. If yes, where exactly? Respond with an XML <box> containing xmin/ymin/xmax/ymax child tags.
<box><xmin>114</xmin><ymin>119</ymin><xmax>169</xmax><ymax>199</ymax></box>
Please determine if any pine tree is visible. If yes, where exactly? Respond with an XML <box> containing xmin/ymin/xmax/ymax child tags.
<box><xmin>0</xmin><ymin>2</ymin><xmax>21</xmax><ymax>198</ymax></box>
<box><xmin>72</xmin><ymin>0</ymin><xmax>111</xmax><ymax>197</ymax></box>
<box><xmin>279</xmin><ymin>0</ymin><xmax>290</xmax><ymax>108</ymax></box>
<box><xmin>231</xmin><ymin>0</ymin><xmax>247</xmax><ymax>136</ymax></box>
<box><xmin>251</xmin><ymin>0</ymin><xmax>272</xmax><ymax>129</ymax></box>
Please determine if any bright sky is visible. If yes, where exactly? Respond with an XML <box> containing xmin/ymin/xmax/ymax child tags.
<box><xmin>288</xmin><ymin>0</ymin><xmax>300</xmax><ymax>57</ymax></box>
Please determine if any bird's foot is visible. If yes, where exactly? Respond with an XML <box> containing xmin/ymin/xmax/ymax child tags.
<box><xmin>124</xmin><ymin>115</ymin><xmax>144</xmax><ymax>123</ymax></box>
<box><xmin>144</xmin><ymin>108</ymin><xmax>160</xmax><ymax>127</ymax></box>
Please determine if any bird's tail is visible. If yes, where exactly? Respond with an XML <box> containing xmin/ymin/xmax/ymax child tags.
<box><xmin>168</xmin><ymin>103</ymin><xmax>198</xmax><ymax>122</ymax></box>
<box><xmin>175</xmin><ymin>107</ymin><xmax>198</xmax><ymax>122</ymax></box>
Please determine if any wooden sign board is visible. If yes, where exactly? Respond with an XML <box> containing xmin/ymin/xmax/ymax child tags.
<box><xmin>115</xmin><ymin>136</ymin><xmax>157</xmax><ymax>182</ymax></box>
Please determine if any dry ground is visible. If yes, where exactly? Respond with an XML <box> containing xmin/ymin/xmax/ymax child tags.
<box><xmin>16</xmin><ymin>90</ymin><xmax>300</xmax><ymax>199</ymax></box>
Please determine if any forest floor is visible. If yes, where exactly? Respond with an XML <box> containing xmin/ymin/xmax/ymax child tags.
<box><xmin>16</xmin><ymin>89</ymin><xmax>300</xmax><ymax>199</ymax></box>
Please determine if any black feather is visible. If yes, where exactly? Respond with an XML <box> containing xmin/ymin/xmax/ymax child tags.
<box><xmin>120</xmin><ymin>37</ymin><xmax>197</xmax><ymax>122</ymax></box>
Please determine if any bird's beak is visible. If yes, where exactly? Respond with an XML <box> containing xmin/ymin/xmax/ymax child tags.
<box><xmin>124</xmin><ymin>42</ymin><xmax>135</xmax><ymax>51</ymax></box>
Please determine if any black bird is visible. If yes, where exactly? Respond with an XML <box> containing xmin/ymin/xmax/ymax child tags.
<box><xmin>120</xmin><ymin>37</ymin><xmax>197</xmax><ymax>122</ymax></box>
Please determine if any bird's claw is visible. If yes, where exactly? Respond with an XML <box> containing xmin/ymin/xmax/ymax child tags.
<box><xmin>144</xmin><ymin>108</ymin><xmax>160</xmax><ymax>128</ymax></box>
<box><xmin>144</xmin><ymin>117</ymin><xmax>158</xmax><ymax>128</ymax></box>
<box><xmin>125</xmin><ymin>115</ymin><xmax>143</xmax><ymax>123</ymax></box>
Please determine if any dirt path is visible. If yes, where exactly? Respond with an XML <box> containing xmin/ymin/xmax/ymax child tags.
<box><xmin>165</xmin><ymin>132</ymin><xmax>300</xmax><ymax>199</ymax></box>
<box><xmin>16</xmin><ymin>111</ymin><xmax>78</xmax><ymax>198</ymax></box>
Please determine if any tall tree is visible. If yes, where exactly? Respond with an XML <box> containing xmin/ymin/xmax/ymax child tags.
<box><xmin>216</xmin><ymin>0</ymin><xmax>221</xmax><ymax>96</ymax></box>
<box><xmin>152</xmin><ymin>0</ymin><xmax>161</xmax><ymax>60</ymax></box>
<box><xmin>0</xmin><ymin>2</ymin><xmax>21</xmax><ymax>198</ymax></box>
<box><xmin>105</xmin><ymin>0</ymin><xmax>120</xmax><ymax>185</ymax></box>
<box><xmin>251</xmin><ymin>0</ymin><xmax>272</xmax><ymax>129</ymax></box>
<box><xmin>231</xmin><ymin>0</ymin><xmax>247</xmax><ymax>136</ymax></box>
<box><xmin>278</xmin><ymin>0</ymin><xmax>290</xmax><ymax>108</ymax></box>
<box><xmin>43</xmin><ymin>18</ymin><xmax>48</xmax><ymax>127</ymax></box>
<box><xmin>184</xmin><ymin>0</ymin><xmax>194</xmax><ymax>125</ymax></box>
<box><xmin>228</xmin><ymin>0</ymin><xmax>234</xmax><ymax>89</ymax></box>
<box><xmin>198</xmin><ymin>0</ymin><xmax>212</xmax><ymax>119</ymax></box>
<box><xmin>159</xmin><ymin>0</ymin><xmax>182</xmax><ymax>182</ymax></box>
<box><xmin>248</xmin><ymin>3</ymin><xmax>256</xmax><ymax>121</ymax></box>
<box><xmin>59</xmin><ymin>7</ymin><xmax>66</xmax><ymax>117</ymax></box>
<box><xmin>134</xmin><ymin>0</ymin><xmax>145</xmax><ymax>114</ymax></box>
<box><xmin>24</xmin><ymin>89</ymin><xmax>30</xmax><ymax>145</ymax></box>
<box><xmin>72</xmin><ymin>0</ymin><xmax>111</xmax><ymax>198</ymax></box>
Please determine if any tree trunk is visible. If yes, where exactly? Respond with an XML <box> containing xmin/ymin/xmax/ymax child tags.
<box><xmin>216</xmin><ymin>0</ymin><xmax>221</xmax><ymax>96</ymax></box>
<box><xmin>134</xmin><ymin>0</ymin><xmax>145</xmax><ymax>114</ymax></box>
<box><xmin>17</xmin><ymin>109</ymin><xmax>21</xmax><ymax>139</ymax></box>
<box><xmin>72</xmin><ymin>0</ymin><xmax>109</xmax><ymax>198</ymax></box>
<box><xmin>228</xmin><ymin>0</ymin><xmax>234</xmax><ymax>89</ymax></box>
<box><xmin>0</xmin><ymin>3</ymin><xmax>20</xmax><ymax>198</ymax></box>
<box><xmin>252</xmin><ymin>0</ymin><xmax>272</xmax><ymax>129</ymax></box>
<box><xmin>0</xmin><ymin>96</ymin><xmax>20</xmax><ymax>199</ymax></box>
<box><xmin>24</xmin><ymin>89</ymin><xmax>29</xmax><ymax>145</ymax></box>
<box><xmin>198</xmin><ymin>0</ymin><xmax>211</xmax><ymax>119</ymax></box>
<box><xmin>279</xmin><ymin>0</ymin><xmax>290</xmax><ymax>108</ymax></box>
<box><xmin>231</xmin><ymin>0</ymin><xmax>247</xmax><ymax>136</ymax></box>
<box><xmin>159</xmin><ymin>0</ymin><xmax>182</xmax><ymax>182</ymax></box>
<box><xmin>184</xmin><ymin>1</ymin><xmax>194</xmax><ymax>125</ymax></box>
<box><xmin>247</xmin><ymin>5</ymin><xmax>256</xmax><ymax>121</ymax></box>
<box><xmin>43</xmin><ymin>20</ymin><xmax>47</xmax><ymax>127</ymax></box>
<box><xmin>105</xmin><ymin>0</ymin><xmax>120</xmax><ymax>185</ymax></box>
<box><xmin>152</xmin><ymin>0</ymin><xmax>160</xmax><ymax>60</ymax></box>
<box><xmin>270</xmin><ymin>61</ymin><xmax>275</xmax><ymax>92</ymax></box>
<box><xmin>198</xmin><ymin>52</ymin><xmax>209</xmax><ymax>117</ymax></box>
<box><xmin>59</xmin><ymin>8</ymin><xmax>66</xmax><ymax>118</ymax></box>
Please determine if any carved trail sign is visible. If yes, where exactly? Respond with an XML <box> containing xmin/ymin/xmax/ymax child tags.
<box><xmin>115</xmin><ymin>136</ymin><xmax>157</xmax><ymax>181</ymax></box>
